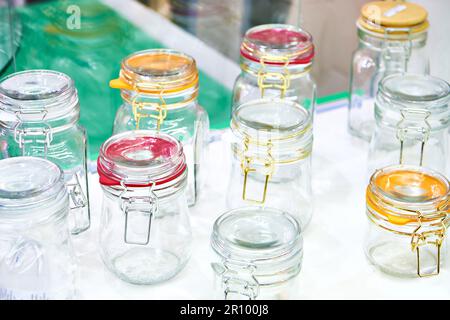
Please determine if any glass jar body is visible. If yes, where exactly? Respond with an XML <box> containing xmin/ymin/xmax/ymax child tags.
<box><xmin>348</xmin><ymin>30</ymin><xmax>429</xmax><ymax>141</ymax></box>
<box><xmin>113</xmin><ymin>98</ymin><xmax>209</xmax><ymax>206</ymax></box>
<box><xmin>99</xmin><ymin>184</ymin><xmax>192</xmax><ymax>285</ymax></box>
<box><xmin>0</xmin><ymin>207</ymin><xmax>76</xmax><ymax>300</ymax></box>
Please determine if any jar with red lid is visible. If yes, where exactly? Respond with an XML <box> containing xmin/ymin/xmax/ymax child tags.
<box><xmin>97</xmin><ymin>130</ymin><xmax>191</xmax><ymax>284</ymax></box>
<box><xmin>232</xmin><ymin>24</ymin><xmax>316</xmax><ymax>113</ymax></box>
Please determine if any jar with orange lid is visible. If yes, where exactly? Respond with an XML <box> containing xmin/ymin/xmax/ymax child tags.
<box><xmin>233</xmin><ymin>24</ymin><xmax>316</xmax><ymax>113</ymax></box>
<box><xmin>348</xmin><ymin>1</ymin><xmax>430</xmax><ymax>141</ymax></box>
<box><xmin>365</xmin><ymin>164</ymin><xmax>450</xmax><ymax>277</ymax></box>
<box><xmin>111</xmin><ymin>49</ymin><xmax>209</xmax><ymax>206</ymax></box>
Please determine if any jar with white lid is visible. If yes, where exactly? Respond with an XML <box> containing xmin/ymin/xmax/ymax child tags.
<box><xmin>348</xmin><ymin>1</ymin><xmax>430</xmax><ymax>141</ymax></box>
<box><xmin>98</xmin><ymin>130</ymin><xmax>191</xmax><ymax>284</ymax></box>
<box><xmin>110</xmin><ymin>49</ymin><xmax>209</xmax><ymax>207</ymax></box>
<box><xmin>233</xmin><ymin>24</ymin><xmax>316</xmax><ymax>113</ymax></box>
<box><xmin>0</xmin><ymin>70</ymin><xmax>90</xmax><ymax>235</ymax></box>
<box><xmin>226</xmin><ymin>98</ymin><xmax>313</xmax><ymax>228</ymax></box>
<box><xmin>211</xmin><ymin>207</ymin><xmax>303</xmax><ymax>300</ymax></box>
<box><xmin>365</xmin><ymin>165</ymin><xmax>450</xmax><ymax>277</ymax></box>
<box><xmin>368</xmin><ymin>73</ymin><xmax>450</xmax><ymax>176</ymax></box>
<box><xmin>0</xmin><ymin>157</ymin><xmax>76</xmax><ymax>300</ymax></box>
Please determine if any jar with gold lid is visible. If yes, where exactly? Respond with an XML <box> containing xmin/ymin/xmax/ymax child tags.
<box><xmin>111</xmin><ymin>49</ymin><xmax>209</xmax><ymax>206</ymax></box>
<box><xmin>365</xmin><ymin>164</ymin><xmax>450</xmax><ymax>277</ymax></box>
<box><xmin>233</xmin><ymin>24</ymin><xmax>316</xmax><ymax>113</ymax></box>
<box><xmin>348</xmin><ymin>1</ymin><xmax>430</xmax><ymax>141</ymax></box>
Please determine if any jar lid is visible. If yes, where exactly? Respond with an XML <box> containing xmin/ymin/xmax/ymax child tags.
<box><xmin>0</xmin><ymin>70</ymin><xmax>79</xmax><ymax>122</ymax></box>
<box><xmin>97</xmin><ymin>130</ymin><xmax>187</xmax><ymax>187</ymax></box>
<box><xmin>240</xmin><ymin>24</ymin><xmax>314</xmax><ymax>65</ymax></box>
<box><xmin>109</xmin><ymin>49</ymin><xmax>199</xmax><ymax>95</ymax></box>
<box><xmin>367</xmin><ymin>165</ymin><xmax>449</xmax><ymax>226</ymax></box>
<box><xmin>211</xmin><ymin>207</ymin><xmax>303</xmax><ymax>263</ymax></box>
<box><xmin>358</xmin><ymin>1</ymin><xmax>428</xmax><ymax>35</ymax></box>
<box><xmin>0</xmin><ymin>157</ymin><xmax>66</xmax><ymax>215</ymax></box>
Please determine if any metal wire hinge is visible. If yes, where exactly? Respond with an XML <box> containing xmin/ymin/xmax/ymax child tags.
<box><xmin>213</xmin><ymin>262</ymin><xmax>259</xmax><ymax>300</ymax></box>
<box><xmin>257</xmin><ymin>55</ymin><xmax>291</xmax><ymax>98</ymax></box>
<box><xmin>131</xmin><ymin>87</ymin><xmax>167</xmax><ymax>131</ymax></box>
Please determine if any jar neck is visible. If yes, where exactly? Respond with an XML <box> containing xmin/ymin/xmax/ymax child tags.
<box><xmin>240</xmin><ymin>57</ymin><xmax>312</xmax><ymax>79</ymax></box>
<box><xmin>357</xmin><ymin>27</ymin><xmax>427</xmax><ymax>51</ymax></box>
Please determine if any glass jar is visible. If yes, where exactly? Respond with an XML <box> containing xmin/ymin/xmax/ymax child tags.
<box><xmin>0</xmin><ymin>70</ymin><xmax>90</xmax><ymax>235</ymax></box>
<box><xmin>368</xmin><ymin>73</ymin><xmax>450</xmax><ymax>177</ymax></box>
<box><xmin>233</xmin><ymin>24</ymin><xmax>316</xmax><ymax>113</ymax></box>
<box><xmin>211</xmin><ymin>207</ymin><xmax>303</xmax><ymax>300</ymax></box>
<box><xmin>0</xmin><ymin>157</ymin><xmax>76</xmax><ymax>299</ymax></box>
<box><xmin>365</xmin><ymin>164</ymin><xmax>450</xmax><ymax>277</ymax></box>
<box><xmin>226</xmin><ymin>98</ymin><xmax>313</xmax><ymax>228</ymax></box>
<box><xmin>348</xmin><ymin>1</ymin><xmax>430</xmax><ymax>141</ymax></box>
<box><xmin>98</xmin><ymin>130</ymin><xmax>192</xmax><ymax>285</ymax></box>
<box><xmin>111</xmin><ymin>49</ymin><xmax>209</xmax><ymax>207</ymax></box>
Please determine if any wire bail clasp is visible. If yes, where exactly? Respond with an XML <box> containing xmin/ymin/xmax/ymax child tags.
<box><xmin>119</xmin><ymin>180</ymin><xmax>158</xmax><ymax>246</ymax></box>
<box><xmin>382</xmin><ymin>27</ymin><xmax>412</xmax><ymax>72</ymax></box>
<box><xmin>131</xmin><ymin>84</ymin><xmax>168</xmax><ymax>131</ymax></box>
<box><xmin>257</xmin><ymin>55</ymin><xmax>291</xmax><ymax>99</ymax></box>
<box><xmin>67</xmin><ymin>173</ymin><xmax>90</xmax><ymax>235</ymax></box>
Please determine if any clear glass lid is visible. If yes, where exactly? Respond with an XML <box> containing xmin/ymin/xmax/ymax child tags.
<box><xmin>0</xmin><ymin>157</ymin><xmax>66</xmax><ymax>213</ymax></box>
<box><xmin>0</xmin><ymin>70</ymin><xmax>78</xmax><ymax>121</ymax></box>
<box><xmin>97</xmin><ymin>130</ymin><xmax>186</xmax><ymax>187</ymax></box>
<box><xmin>211</xmin><ymin>207</ymin><xmax>303</xmax><ymax>263</ymax></box>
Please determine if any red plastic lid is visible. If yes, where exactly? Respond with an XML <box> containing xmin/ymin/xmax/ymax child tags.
<box><xmin>97</xmin><ymin>131</ymin><xmax>186</xmax><ymax>188</ymax></box>
<box><xmin>240</xmin><ymin>24</ymin><xmax>314</xmax><ymax>66</ymax></box>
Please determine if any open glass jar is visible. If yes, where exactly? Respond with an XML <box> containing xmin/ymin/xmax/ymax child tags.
<box><xmin>0</xmin><ymin>157</ymin><xmax>76</xmax><ymax>299</ymax></box>
<box><xmin>233</xmin><ymin>24</ymin><xmax>316</xmax><ymax>113</ymax></box>
<box><xmin>211</xmin><ymin>207</ymin><xmax>303</xmax><ymax>300</ymax></box>
<box><xmin>226</xmin><ymin>98</ymin><xmax>313</xmax><ymax>228</ymax></box>
<box><xmin>365</xmin><ymin>165</ymin><xmax>449</xmax><ymax>277</ymax></box>
<box><xmin>0</xmin><ymin>70</ymin><xmax>90</xmax><ymax>235</ymax></box>
<box><xmin>348</xmin><ymin>1</ymin><xmax>430</xmax><ymax>141</ymax></box>
<box><xmin>98</xmin><ymin>130</ymin><xmax>191</xmax><ymax>285</ymax></box>
<box><xmin>111</xmin><ymin>49</ymin><xmax>209</xmax><ymax>207</ymax></box>
<box><xmin>368</xmin><ymin>73</ymin><xmax>450</xmax><ymax>176</ymax></box>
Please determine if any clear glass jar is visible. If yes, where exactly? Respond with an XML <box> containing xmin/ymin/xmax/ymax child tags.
<box><xmin>365</xmin><ymin>164</ymin><xmax>449</xmax><ymax>277</ymax></box>
<box><xmin>368</xmin><ymin>74</ymin><xmax>450</xmax><ymax>177</ymax></box>
<box><xmin>0</xmin><ymin>70</ymin><xmax>90</xmax><ymax>235</ymax></box>
<box><xmin>0</xmin><ymin>157</ymin><xmax>76</xmax><ymax>299</ymax></box>
<box><xmin>211</xmin><ymin>207</ymin><xmax>303</xmax><ymax>300</ymax></box>
<box><xmin>348</xmin><ymin>1</ymin><xmax>430</xmax><ymax>141</ymax></box>
<box><xmin>111</xmin><ymin>49</ymin><xmax>209</xmax><ymax>207</ymax></box>
<box><xmin>226</xmin><ymin>98</ymin><xmax>313</xmax><ymax>228</ymax></box>
<box><xmin>98</xmin><ymin>130</ymin><xmax>192</xmax><ymax>285</ymax></box>
<box><xmin>233</xmin><ymin>24</ymin><xmax>316</xmax><ymax>113</ymax></box>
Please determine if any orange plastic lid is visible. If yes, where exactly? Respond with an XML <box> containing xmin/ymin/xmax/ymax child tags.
<box><xmin>110</xmin><ymin>49</ymin><xmax>199</xmax><ymax>95</ymax></box>
<box><xmin>358</xmin><ymin>1</ymin><xmax>428</xmax><ymax>35</ymax></box>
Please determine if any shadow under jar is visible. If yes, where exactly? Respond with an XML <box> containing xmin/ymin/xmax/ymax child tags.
<box><xmin>365</xmin><ymin>165</ymin><xmax>450</xmax><ymax>278</ymax></box>
<box><xmin>348</xmin><ymin>1</ymin><xmax>430</xmax><ymax>141</ymax></box>
<box><xmin>233</xmin><ymin>24</ymin><xmax>316</xmax><ymax>113</ymax></box>
<box><xmin>97</xmin><ymin>130</ymin><xmax>192</xmax><ymax>285</ymax></box>
<box><xmin>226</xmin><ymin>98</ymin><xmax>313</xmax><ymax>228</ymax></box>
<box><xmin>110</xmin><ymin>49</ymin><xmax>209</xmax><ymax>207</ymax></box>
<box><xmin>0</xmin><ymin>70</ymin><xmax>90</xmax><ymax>235</ymax></box>
<box><xmin>0</xmin><ymin>157</ymin><xmax>76</xmax><ymax>300</ymax></box>
<box><xmin>368</xmin><ymin>73</ymin><xmax>450</xmax><ymax>177</ymax></box>
<box><xmin>211</xmin><ymin>207</ymin><xmax>303</xmax><ymax>300</ymax></box>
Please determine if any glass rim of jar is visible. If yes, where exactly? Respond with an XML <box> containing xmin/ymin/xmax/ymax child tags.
<box><xmin>378</xmin><ymin>73</ymin><xmax>450</xmax><ymax>107</ymax></box>
<box><xmin>0</xmin><ymin>157</ymin><xmax>68</xmax><ymax>219</ymax></box>
<box><xmin>211</xmin><ymin>206</ymin><xmax>303</xmax><ymax>266</ymax></box>
<box><xmin>240</xmin><ymin>24</ymin><xmax>314</xmax><ymax>66</ymax></box>
<box><xmin>0</xmin><ymin>70</ymin><xmax>79</xmax><ymax>122</ymax></box>
<box><xmin>367</xmin><ymin>164</ymin><xmax>449</xmax><ymax>227</ymax></box>
<box><xmin>110</xmin><ymin>49</ymin><xmax>199</xmax><ymax>95</ymax></box>
<box><xmin>97</xmin><ymin>130</ymin><xmax>187</xmax><ymax>188</ymax></box>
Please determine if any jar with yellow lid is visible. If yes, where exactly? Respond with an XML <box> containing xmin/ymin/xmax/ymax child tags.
<box><xmin>365</xmin><ymin>165</ymin><xmax>450</xmax><ymax>277</ymax></box>
<box><xmin>348</xmin><ymin>1</ymin><xmax>430</xmax><ymax>141</ymax></box>
<box><xmin>226</xmin><ymin>98</ymin><xmax>313</xmax><ymax>228</ymax></box>
<box><xmin>233</xmin><ymin>24</ymin><xmax>316</xmax><ymax>113</ymax></box>
<box><xmin>111</xmin><ymin>49</ymin><xmax>209</xmax><ymax>207</ymax></box>
<box><xmin>368</xmin><ymin>73</ymin><xmax>449</xmax><ymax>177</ymax></box>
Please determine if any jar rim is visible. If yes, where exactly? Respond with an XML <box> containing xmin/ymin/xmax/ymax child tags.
<box><xmin>97</xmin><ymin>130</ymin><xmax>187</xmax><ymax>187</ymax></box>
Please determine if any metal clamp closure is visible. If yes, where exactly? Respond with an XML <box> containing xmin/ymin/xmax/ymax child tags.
<box><xmin>131</xmin><ymin>85</ymin><xmax>167</xmax><ymax>131</ymax></box>
<box><xmin>396</xmin><ymin>108</ymin><xmax>431</xmax><ymax>166</ymax></box>
<box><xmin>213</xmin><ymin>261</ymin><xmax>260</xmax><ymax>300</ymax></box>
<box><xmin>67</xmin><ymin>174</ymin><xmax>90</xmax><ymax>234</ymax></box>
<box><xmin>119</xmin><ymin>181</ymin><xmax>158</xmax><ymax>246</ymax></box>
<box><xmin>382</xmin><ymin>27</ymin><xmax>412</xmax><ymax>72</ymax></box>
<box><xmin>257</xmin><ymin>55</ymin><xmax>290</xmax><ymax>98</ymax></box>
